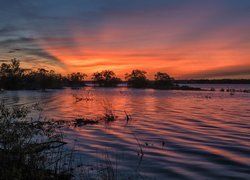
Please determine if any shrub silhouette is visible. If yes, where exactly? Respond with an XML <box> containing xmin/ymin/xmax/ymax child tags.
<box><xmin>0</xmin><ymin>102</ymin><xmax>71</xmax><ymax>179</ymax></box>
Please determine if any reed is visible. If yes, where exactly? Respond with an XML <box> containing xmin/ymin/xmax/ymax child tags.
<box><xmin>101</xmin><ymin>101</ymin><xmax>117</xmax><ymax>124</ymax></box>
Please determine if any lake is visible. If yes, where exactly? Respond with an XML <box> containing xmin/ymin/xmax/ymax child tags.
<box><xmin>1</xmin><ymin>85</ymin><xmax>250</xmax><ymax>179</ymax></box>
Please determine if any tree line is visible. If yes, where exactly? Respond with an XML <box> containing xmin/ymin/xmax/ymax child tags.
<box><xmin>0</xmin><ymin>59</ymin><xmax>175</xmax><ymax>90</ymax></box>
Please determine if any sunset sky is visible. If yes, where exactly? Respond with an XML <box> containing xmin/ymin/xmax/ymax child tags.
<box><xmin>0</xmin><ymin>0</ymin><xmax>250</xmax><ymax>79</ymax></box>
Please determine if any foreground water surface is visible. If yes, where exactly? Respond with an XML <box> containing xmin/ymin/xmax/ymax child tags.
<box><xmin>1</xmin><ymin>85</ymin><xmax>250</xmax><ymax>179</ymax></box>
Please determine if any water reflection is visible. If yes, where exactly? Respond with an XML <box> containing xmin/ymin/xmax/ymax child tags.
<box><xmin>0</xmin><ymin>87</ymin><xmax>250</xmax><ymax>179</ymax></box>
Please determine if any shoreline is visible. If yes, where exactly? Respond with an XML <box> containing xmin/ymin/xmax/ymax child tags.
<box><xmin>1</xmin><ymin>85</ymin><xmax>250</xmax><ymax>93</ymax></box>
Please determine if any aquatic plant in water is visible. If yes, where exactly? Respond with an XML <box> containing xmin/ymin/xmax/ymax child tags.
<box><xmin>0</xmin><ymin>101</ymin><xmax>72</xmax><ymax>179</ymax></box>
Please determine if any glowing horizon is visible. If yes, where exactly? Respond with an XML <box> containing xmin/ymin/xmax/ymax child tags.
<box><xmin>0</xmin><ymin>0</ymin><xmax>250</xmax><ymax>79</ymax></box>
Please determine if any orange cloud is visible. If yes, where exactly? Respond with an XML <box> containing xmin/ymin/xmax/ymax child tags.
<box><xmin>32</xmin><ymin>3</ymin><xmax>250</xmax><ymax>79</ymax></box>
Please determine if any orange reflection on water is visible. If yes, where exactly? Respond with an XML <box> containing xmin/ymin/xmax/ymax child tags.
<box><xmin>4</xmin><ymin>87</ymin><xmax>250</xmax><ymax>178</ymax></box>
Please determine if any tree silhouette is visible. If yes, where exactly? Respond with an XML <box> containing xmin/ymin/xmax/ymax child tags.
<box><xmin>0</xmin><ymin>59</ymin><xmax>182</xmax><ymax>90</ymax></box>
<box><xmin>92</xmin><ymin>70</ymin><xmax>121</xmax><ymax>87</ymax></box>
<box><xmin>0</xmin><ymin>59</ymin><xmax>63</xmax><ymax>90</ymax></box>
<box><xmin>125</xmin><ymin>69</ymin><xmax>149</xmax><ymax>88</ymax></box>
<box><xmin>154</xmin><ymin>72</ymin><xmax>174</xmax><ymax>89</ymax></box>
<box><xmin>67</xmin><ymin>72</ymin><xmax>87</xmax><ymax>87</ymax></box>
<box><xmin>0</xmin><ymin>58</ymin><xmax>24</xmax><ymax>89</ymax></box>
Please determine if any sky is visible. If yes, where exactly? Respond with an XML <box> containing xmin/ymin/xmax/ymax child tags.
<box><xmin>0</xmin><ymin>0</ymin><xmax>250</xmax><ymax>79</ymax></box>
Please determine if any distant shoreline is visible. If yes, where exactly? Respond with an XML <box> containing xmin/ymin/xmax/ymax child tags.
<box><xmin>174</xmin><ymin>79</ymin><xmax>250</xmax><ymax>84</ymax></box>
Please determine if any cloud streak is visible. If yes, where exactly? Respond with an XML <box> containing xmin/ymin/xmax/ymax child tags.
<box><xmin>0</xmin><ymin>0</ymin><xmax>250</xmax><ymax>78</ymax></box>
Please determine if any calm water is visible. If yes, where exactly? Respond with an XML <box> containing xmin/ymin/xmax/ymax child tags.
<box><xmin>1</xmin><ymin>85</ymin><xmax>250</xmax><ymax>179</ymax></box>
